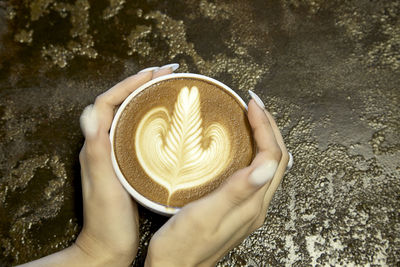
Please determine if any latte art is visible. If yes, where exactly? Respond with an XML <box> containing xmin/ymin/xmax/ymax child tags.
<box><xmin>135</xmin><ymin>86</ymin><xmax>231</xmax><ymax>193</ymax></box>
<box><xmin>112</xmin><ymin>75</ymin><xmax>255</xmax><ymax>210</ymax></box>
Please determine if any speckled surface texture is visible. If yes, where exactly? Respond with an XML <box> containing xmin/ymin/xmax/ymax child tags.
<box><xmin>0</xmin><ymin>0</ymin><xmax>399</xmax><ymax>266</ymax></box>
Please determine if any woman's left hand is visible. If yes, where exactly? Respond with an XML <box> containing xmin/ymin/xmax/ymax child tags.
<box><xmin>77</xmin><ymin>66</ymin><xmax>175</xmax><ymax>265</ymax></box>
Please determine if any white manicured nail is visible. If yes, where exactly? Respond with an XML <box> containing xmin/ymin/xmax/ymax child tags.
<box><xmin>159</xmin><ymin>63</ymin><xmax>179</xmax><ymax>72</ymax></box>
<box><xmin>249</xmin><ymin>161</ymin><xmax>278</xmax><ymax>186</ymax></box>
<box><xmin>138</xmin><ymin>66</ymin><xmax>160</xmax><ymax>73</ymax></box>
<box><xmin>287</xmin><ymin>152</ymin><xmax>293</xmax><ymax>170</ymax></box>
<box><xmin>80</xmin><ymin>104</ymin><xmax>99</xmax><ymax>138</ymax></box>
<box><xmin>248</xmin><ymin>90</ymin><xmax>265</xmax><ymax>110</ymax></box>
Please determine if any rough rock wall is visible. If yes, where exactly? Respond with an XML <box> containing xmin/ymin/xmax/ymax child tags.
<box><xmin>0</xmin><ymin>0</ymin><xmax>399</xmax><ymax>266</ymax></box>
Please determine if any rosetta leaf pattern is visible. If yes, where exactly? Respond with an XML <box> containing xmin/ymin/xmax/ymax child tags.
<box><xmin>135</xmin><ymin>86</ymin><xmax>231</xmax><ymax>193</ymax></box>
<box><xmin>163</xmin><ymin>87</ymin><xmax>203</xmax><ymax>176</ymax></box>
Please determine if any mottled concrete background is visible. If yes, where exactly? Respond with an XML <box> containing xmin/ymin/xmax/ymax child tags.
<box><xmin>0</xmin><ymin>0</ymin><xmax>399</xmax><ymax>266</ymax></box>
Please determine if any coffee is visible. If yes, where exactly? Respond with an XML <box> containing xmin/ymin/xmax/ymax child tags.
<box><xmin>112</xmin><ymin>75</ymin><xmax>255</xmax><ymax>209</ymax></box>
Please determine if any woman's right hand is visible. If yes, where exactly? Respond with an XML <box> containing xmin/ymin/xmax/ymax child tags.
<box><xmin>145</xmin><ymin>94</ymin><xmax>289</xmax><ymax>267</ymax></box>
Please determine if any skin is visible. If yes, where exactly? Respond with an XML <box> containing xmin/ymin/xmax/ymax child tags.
<box><xmin>17</xmin><ymin>66</ymin><xmax>289</xmax><ymax>267</ymax></box>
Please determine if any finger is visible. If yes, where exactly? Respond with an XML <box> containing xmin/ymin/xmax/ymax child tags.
<box><xmin>259</xmin><ymin>105</ymin><xmax>291</xmax><ymax>171</ymax></box>
<box><xmin>80</xmin><ymin>106</ymin><xmax>109</xmax><ymax>187</ymax></box>
<box><xmin>180</xmin><ymin>166</ymin><xmax>271</xmax><ymax>266</ymax></box>
<box><xmin>138</xmin><ymin>66</ymin><xmax>160</xmax><ymax>74</ymax></box>
<box><xmin>215</xmin><ymin>159</ymin><xmax>275</xmax><ymax>241</ymax></box>
<box><xmin>80</xmin><ymin>104</ymin><xmax>99</xmax><ymax>140</ymax></box>
<box><xmin>207</xmin><ymin>166</ymin><xmax>281</xmax><ymax>265</ymax></box>
<box><xmin>79</xmin><ymin>104</ymin><xmax>112</xmax><ymax>160</ymax></box>
<box><xmin>79</xmin><ymin>111</ymin><xmax>119</xmax><ymax>188</ymax></box>
<box><xmin>79</xmin><ymin>65</ymin><xmax>177</xmax><ymax>187</ymax></box>
<box><xmin>80</xmin><ymin>105</ymin><xmax>114</xmax><ymax>176</ymax></box>
<box><xmin>79</xmin><ymin>144</ymin><xmax>92</xmax><ymax>196</ymax></box>
<box><xmin>93</xmin><ymin>63</ymin><xmax>179</xmax><ymax>132</ymax></box>
<box><xmin>196</xmin><ymin>158</ymin><xmax>277</xmax><ymax>229</ymax></box>
<box><xmin>261</xmin><ymin>161</ymin><xmax>287</xmax><ymax>211</ymax></box>
<box><xmin>208</xmin><ymin>103</ymin><xmax>291</xmax><ymax>264</ymax></box>
<box><xmin>246</xmin><ymin>112</ymin><xmax>289</xmax><ymax>236</ymax></box>
<box><xmin>80</xmin><ymin>66</ymin><xmax>165</xmax><ymax>170</ymax></box>
<box><xmin>204</xmin><ymin>222</ymin><xmax>252</xmax><ymax>266</ymax></box>
<box><xmin>212</xmin><ymin>169</ymin><xmax>272</xmax><ymax>242</ymax></box>
<box><xmin>153</xmin><ymin>63</ymin><xmax>179</xmax><ymax>78</ymax></box>
<box><xmin>248</xmin><ymin>91</ymin><xmax>289</xmax><ymax>208</ymax></box>
<box><xmin>94</xmin><ymin>71</ymin><xmax>154</xmax><ymax>132</ymax></box>
<box><xmin>82</xmin><ymin>71</ymin><xmax>152</xmax><ymax>185</ymax></box>
<box><xmin>261</xmin><ymin>110</ymin><xmax>289</xmax><ymax>205</ymax></box>
<box><xmin>203</xmin><ymin>187</ymin><xmax>268</xmax><ymax>266</ymax></box>
<box><xmin>194</xmin><ymin>100</ymin><xmax>281</xmax><ymax>224</ymax></box>
<box><xmin>248</xmin><ymin>107</ymin><xmax>289</xmax><ymax>229</ymax></box>
<box><xmin>263</xmin><ymin>109</ymin><xmax>289</xmax><ymax>161</ymax></box>
<box><xmin>247</xmin><ymin>100</ymin><xmax>280</xmax><ymax>154</ymax></box>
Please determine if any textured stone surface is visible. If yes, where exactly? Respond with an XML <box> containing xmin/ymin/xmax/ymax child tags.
<box><xmin>0</xmin><ymin>0</ymin><xmax>399</xmax><ymax>266</ymax></box>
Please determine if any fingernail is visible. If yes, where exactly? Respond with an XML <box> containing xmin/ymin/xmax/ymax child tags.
<box><xmin>248</xmin><ymin>90</ymin><xmax>265</xmax><ymax>110</ymax></box>
<box><xmin>287</xmin><ymin>152</ymin><xmax>293</xmax><ymax>170</ymax></box>
<box><xmin>138</xmin><ymin>66</ymin><xmax>160</xmax><ymax>74</ymax></box>
<box><xmin>249</xmin><ymin>161</ymin><xmax>278</xmax><ymax>186</ymax></box>
<box><xmin>80</xmin><ymin>104</ymin><xmax>99</xmax><ymax>138</ymax></box>
<box><xmin>159</xmin><ymin>63</ymin><xmax>179</xmax><ymax>72</ymax></box>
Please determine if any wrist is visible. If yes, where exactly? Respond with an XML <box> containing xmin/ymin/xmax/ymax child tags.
<box><xmin>75</xmin><ymin>231</ymin><xmax>133</xmax><ymax>267</ymax></box>
<box><xmin>144</xmin><ymin>256</ymin><xmax>175</xmax><ymax>267</ymax></box>
<box><xmin>144</xmin><ymin>251</ymin><xmax>179</xmax><ymax>267</ymax></box>
<box><xmin>144</xmin><ymin>251</ymin><xmax>196</xmax><ymax>267</ymax></box>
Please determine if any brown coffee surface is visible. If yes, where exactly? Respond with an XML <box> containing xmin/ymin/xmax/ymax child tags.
<box><xmin>114</xmin><ymin>78</ymin><xmax>255</xmax><ymax>207</ymax></box>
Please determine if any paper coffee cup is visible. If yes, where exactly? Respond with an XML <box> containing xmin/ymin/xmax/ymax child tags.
<box><xmin>110</xmin><ymin>73</ymin><xmax>252</xmax><ymax>216</ymax></box>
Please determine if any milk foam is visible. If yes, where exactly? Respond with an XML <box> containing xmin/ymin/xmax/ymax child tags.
<box><xmin>135</xmin><ymin>86</ymin><xmax>231</xmax><ymax>193</ymax></box>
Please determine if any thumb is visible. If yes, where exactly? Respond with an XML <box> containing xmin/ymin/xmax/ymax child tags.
<box><xmin>217</xmin><ymin>158</ymin><xmax>278</xmax><ymax>208</ymax></box>
<box><xmin>191</xmin><ymin>97</ymin><xmax>280</xmax><ymax>223</ymax></box>
<box><xmin>200</xmin><ymin>157</ymin><xmax>278</xmax><ymax>225</ymax></box>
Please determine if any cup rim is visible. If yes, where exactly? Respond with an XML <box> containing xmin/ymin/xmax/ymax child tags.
<box><xmin>110</xmin><ymin>73</ymin><xmax>248</xmax><ymax>216</ymax></box>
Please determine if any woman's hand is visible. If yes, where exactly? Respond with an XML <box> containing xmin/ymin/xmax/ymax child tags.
<box><xmin>145</xmin><ymin>92</ymin><xmax>289</xmax><ymax>267</ymax></box>
<box><xmin>76</xmin><ymin>65</ymin><xmax>176</xmax><ymax>265</ymax></box>
<box><xmin>18</xmin><ymin>64</ymin><xmax>179</xmax><ymax>267</ymax></box>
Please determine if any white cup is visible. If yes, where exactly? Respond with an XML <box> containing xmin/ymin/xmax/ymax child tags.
<box><xmin>110</xmin><ymin>73</ymin><xmax>248</xmax><ymax>216</ymax></box>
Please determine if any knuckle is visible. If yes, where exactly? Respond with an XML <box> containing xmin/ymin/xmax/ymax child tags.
<box><xmin>229</xmin><ymin>196</ymin><xmax>243</xmax><ymax>207</ymax></box>
<box><xmin>247</xmin><ymin>205</ymin><xmax>261</xmax><ymax>220</ymax></box>
<box><xmin>257</xmin><ymin>206</ymin><xmax>268</xmax><ymax>227</ymax></box>
<box><xmin>84</xmin><ymin>143</ymin><xmax>95</xmax><ymax>157</ymax></box>
<box><xmin>249</xmin><ymin>211</ymin><xmax>266</xmax><ymax>230</ymax></box>
<box><xmin>84</xmin><ymin>142</ymin><xmax>100</xmax><ymax>160</ymax></box>
<box><xmin>241</xmin><ymin>201</ymin><xmax>262</xmax><ymax>222</ymax></box>
<box><xmin>200</xmin><ymin>231</ymin><xmax>215</xmax><ymax>244</ymax></box>
<box><xmin>271</xmin><ymin>147</ymin><xmax>282</xmax><ymax>162</ymax></box>
<box><xmin>79</xmin><ymin>148</ymin><xmax>85</xmax><ymax>163</ymax></box>
<box><xmin>94</xmin><ymin>93</ymin><xmax>107</xmax><ymax>107</ymax></box>
<box><xmin>181</xmin><ymin>206</ymin><xmax>206</xmax><ymax>230</ymax></box>
<box><xmin>147</xmin><ymin>237</ymin><xmax>162</xmax><ymax>258</ymax></box>
<box><xmin>254</xmin><ymin>216</ymin><xmax>265</xmax><ymax>229</ymax></box>
<box><xmin>227</xmin><ymin>188</ymin><xmax>245</xmax><ymax>207</ymax></box>
<box><xmin>224</xmin><ymin>175</ymin><xmax>249</xmax><ymax>207</ymax></box>
<box><xmin>282</xmin><ymin>150</ymin><xmax>289</xmax><ymax>166</ymax></box>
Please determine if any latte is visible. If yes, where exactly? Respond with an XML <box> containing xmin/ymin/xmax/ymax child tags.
<box><xmin>111</xmin><ymin>74</ymin><xmax>255</xmax><ymax>212</ymax></box>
